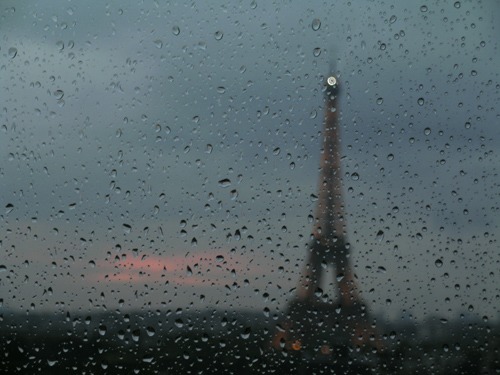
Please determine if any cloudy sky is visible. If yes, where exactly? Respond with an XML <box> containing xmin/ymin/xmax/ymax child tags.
<box><xmin>1</xmin><ymin>0</ymin><xmax>499</xmax><ymax>321</ymax></box>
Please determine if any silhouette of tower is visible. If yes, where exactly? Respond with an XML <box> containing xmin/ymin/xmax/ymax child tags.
<box><xmin>295</xmin><ymin>73</ymin><xmax>360</xmax><ymax>306</ymax></box>
<box><xmin>271</xmin><ymin>71</ymin><xmax>381</xmax><ymax>371</ymax></box>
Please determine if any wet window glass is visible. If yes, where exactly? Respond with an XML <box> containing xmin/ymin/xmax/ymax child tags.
<box><xmin>1</xmin><ymin>1</ymin><xmax>499</xmax><ymax>373</ymax></box>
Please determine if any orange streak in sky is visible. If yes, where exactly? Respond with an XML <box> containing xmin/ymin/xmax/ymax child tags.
<box><xmin>91</xmin><ymin>249</ymin><xmax>259</xmax><ymax>286</ymax></box>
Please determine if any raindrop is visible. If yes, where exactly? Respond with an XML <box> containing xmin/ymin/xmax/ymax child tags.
<box><xmin>154</xmin><ymin>39</ymin><xmax>163</xmax><ymax>48</ymax></box>
<box><xmin>420</xmin><ymin>5</ymin><xmax>428</xmax><ymax>12</ymax></box>
<box><xmin>240</xmin><ymin>327</ymin><xmax>251</xmax><ymax>339</ymax></box>
<box><xmin>464</xmin><ymin>121</ymin><xmax>471</xmax><ymax>129</ymax></box>
<box><xmin>216</xmin><ymin>255</ymin><xmax>224</xmax><ymax>262</ymax></box>
<box><xmin>387</xmin><ymin>153</ymin><xmax>394</xmax><ymax>161</ymax></box>
<box><xmin>454</xmin><ymin>1</ymin><xmax>461</xmax><ymax>8</ymax></box>
<box><xmin>311</xmin><ymin>18</ymin><xmax>321</xmax><ymax>31</ymax></box>
<box><xmin>230</xmin><ymin>189</ymin><xmax>238</xmax><ymax>200</ymax></box>
<box><xmin>132</xmin><ymin>329</ymin><xmax>140</xmax><ymax>342</ymax></box>
<box><xmin>435</xmin><ymin>258</ymin><xmax>443</xmax><ymax>268</ymax></box>
<box><xmin>351</xmin><ymin>172</ymin><xmax>360</xmax><ymax>181</ymax></box>
<box><xmin>376</xmin><ymin>230</ymin><xmax>384</xmax><ymax>242</ymax></box>
<box><xmin>417</xmin><ymin>97</ymin><xmax>425</xmax><ymax>106</ymax></box>
<box><xmin>313</xmin><ymin>47</ymin><xmax>321</xmax><ymax>57</ymax></box>
<box><xmin>99</xmin><ymin>325</ymin><xmax>107</xmax><ymax>336</ymax></box>
<box><xmin>54</xmin><ymin>90</ymin><xmax>64</xmax><ymax>100</ymax></box>
<box><xmin>217</xmin><ymin>86</ymin><xmax>226</xmax><ymax>94</ymax></box>
<box><xmin>424</xmin><ymin>127</ymin><xmax>431</xmax><ymax>135</ymax></box>
<box><xmin>218</xmin><ymin>178</ymin><xmax>231</xmax><ymax>188</ymax></box>
<box><xmin>250</xmin><ymin>0</ymin><xmax>257</xmax><ymax>9</ymax></box>
<box><xmin>8</xmin><ymin>47</ymin><xmax>17</xmax><ymax>59</ymax></box>
<box><xmin>389</xmin><ymin>15</ymin><xmax>397</xmax><ymax>24</ymax></box>
<box><xmin>47</xmin><ymin>360</ymin><xmax>58</xmax><ymax>367</ymax></box>
<box><xmin>5</xmin><ymin>203</ymin><xmax>14</xmax><ymax>213</ymax></box>
<box><xmin>172</xmin><ymin>26</ymin><xmax>180</xmax><ymax>35</ymax></box>
<box><xmin>376</xmin><ymin>97</ymin><xmax>384</xmax><ymax>105</ymax></box>
<box><xmin>214</xmin><ymin>31</ymin><xmax>223</xmax><ymax>40</ymax></box>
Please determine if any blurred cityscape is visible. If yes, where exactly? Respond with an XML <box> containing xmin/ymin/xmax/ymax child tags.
<box><xmin>1</xmin><ymin>307</ymin><xmax>499</xmax><ymax>374</ymax></box>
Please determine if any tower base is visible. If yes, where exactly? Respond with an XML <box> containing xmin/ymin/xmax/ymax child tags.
<box><xmin>270</xmin><ymin>297</ymin><xmax>382</xmax><ymax>373</ymax></box>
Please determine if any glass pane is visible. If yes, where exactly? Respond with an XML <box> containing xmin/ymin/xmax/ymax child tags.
<box><xmin>1</xmin><ymin>1</ymin><xmax>498</xmax><ymax>373</ymax></box>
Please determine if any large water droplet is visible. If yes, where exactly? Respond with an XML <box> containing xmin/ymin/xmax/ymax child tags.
<box><xmin>132</xmin><ymin>329</ymin><xmax>140</xmax><ymax>342</ymax></box>
<box><xmin>54</xmin><ymin>90</ymin><xmax>64</xmax><ymax>100</ymax></box>
<box><xmin>8</xmin><ymin>47</ymin><xmax>17</xmax><ymax>59</ymax></box>
<box><xmin>214</xmin><ymin>30</ymin><xmax>223</xmax><ymax>40</ymax></box>
<box><xmin>99</xmin><ymin>325</ymin><xmax>107</xmax><ymax>336</ymax></box>
<box><xmin>240</xmin><ymin>327</ymin><xmax>251</xmax><ymax>339</ymax></box>
<box><xmin>218</xmin><ymin>178</ymin><xmax>231</xmax><ymax>188</ymax></box>
<box><xmin>311</xmin><ymin>18</ymin><xmax>321</xmax><ymax>31</ymax></box>
<box><xmin>172</xmin><ymin>26</ymin><xmax>180</xmax><ymax>35</ymax></box>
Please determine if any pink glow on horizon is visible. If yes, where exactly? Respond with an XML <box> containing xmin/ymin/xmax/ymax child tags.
<box><xmin>90</xmin><ymin>248</ymin><xmax>262</xmax><ymax>286</ymax></box>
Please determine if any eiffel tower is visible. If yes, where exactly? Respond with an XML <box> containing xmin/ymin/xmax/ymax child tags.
<box><xmin>271</xmin><ymin>70</ymin><xmax>381</xmax><ymax>371</ymax></box>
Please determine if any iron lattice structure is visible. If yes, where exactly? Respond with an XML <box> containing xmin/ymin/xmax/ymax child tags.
<box><xmin>272</xmin><ymin>73</ymin><xmax>382</xmax><ymax>367</ymax></box>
